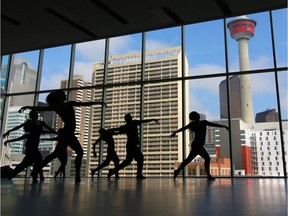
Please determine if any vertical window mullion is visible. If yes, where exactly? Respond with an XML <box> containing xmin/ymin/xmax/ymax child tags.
<box><xmin>181</xmin><ymin>25</ymin><xmax>187</xmax><ymax>177</ymax></box>
<box><xmin>224</xmin><ymin>18</ymin><xmax>234</xmax><ymax>178</ymax></box>
<box><xmin>1</xmin><ymin>54</ymin><xmax>13</xmax><ymax>140</ymax></box>
<box><xmin>98</xmin><ymin>38</ymin><xmax>109</xmax><ymax>177</ymax></box>
<box><xmin>67</xmin><ymin>44</ymin><xmax>76</xmax><ymax>100</ymax></box>
<box><xmin>33</xmin><ymin>49</ymin><xmax>44</xmax><ymax>106</ymax></box>
<box><xmin>140</xmin><ymin>32</ymin><xmax>145</xmax><ymax>151</ymax></box>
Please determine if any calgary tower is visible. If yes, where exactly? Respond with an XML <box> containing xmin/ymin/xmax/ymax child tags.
<box><xmin>227</xmin><ymin>16</ymin><xmax>256</xmax><ymax>124</ymax></box>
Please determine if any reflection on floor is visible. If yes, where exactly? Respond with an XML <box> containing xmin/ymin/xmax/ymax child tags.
<box><xmin>1</xmin><ymin>177</ymin><xmax>287</xmax><ymax>216</ymax></box>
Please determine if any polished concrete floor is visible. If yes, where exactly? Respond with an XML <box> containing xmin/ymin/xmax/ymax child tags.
<box><xmin>1</xmin><ymin>177</ymin><xmax>287</xmax><ymax>216</ymax></box>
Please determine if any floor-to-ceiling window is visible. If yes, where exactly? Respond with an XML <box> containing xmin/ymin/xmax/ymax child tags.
<box><xmin>1</xmin><ymin>9</ymin><xmax>287</xmax><ymax>179</ymax></box>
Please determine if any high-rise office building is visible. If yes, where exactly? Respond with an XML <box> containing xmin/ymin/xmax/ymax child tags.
<box><xmin>219</xmin><ymin>75</ymin><xmax>241</xmax><ymax>119</ymax></box>
<box><xmin>4</xmin><ymin>106</ymin><xmax>30</xmax><ymax>154</ymax></box>
<box><xmin>7</xmin><ymin>57</ymin><xmax>37</xmax><ymax>107</ymax></box>
<box><xmin>89</xmin><ymin>47</ymin><xmax>190</xmax><ymax>177</ymax></box>
<box><xmin>255</xmin><ymin>109</ymin><xmax>279</xmax><ymax>123</ymax></box>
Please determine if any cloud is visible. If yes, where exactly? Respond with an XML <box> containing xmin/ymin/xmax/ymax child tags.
<box><xmin>251</xmin><ymin>73</ymin><xmax>276</xmax><ymax>94</ymax></box>
<box><xmin>189</xmin><ymin>63</ymin><xmax>225</xmax><ymax>75</ymax></box>
<box><xmin>250</xmin><ymin>56</ymin><xmax>273</xmax><ymax>70</ymax></box>
<box><xmin>109</xmin><ymin>35</ymin><xmax>136</xmax><ymax>55</ymax></box>
<box><xmin>189</xmin><ymin>91</ymin><xmax>219</xmax><ymax>120</ymax></box>
<box><xmin>228</xmin><ymin>55</ymin><xmax>274</xmax><ymax>72</ymax></box>
<box><xmin>76</xmin><ymin>40</ymin><xmax>106</xmax><ymax>61</ymax></box>
<box><xmin>40</xmin><ymin>73</ymin><xmax>67</xmax><ymax>90</ymax></box>
<box><xmin>74</xmin><ymin>36</ymin><xmax>138</xmax><ymax>83</ymax></box>
<box><xmin>189</xmin><ymin>91</ymin><xmax>203</xmax><ymax>111</ymax></box>
<box><xmin>188</xmin><ymin>64</ymin><xmax>225</xmax><ymax>93</ymax></box>
<box><xmin>76</xmin><ymin>35</ymin><xmax>138</xmax><ymax>61</ymax></box>
<box><xmin>188</xmin><ymin>64</ymin><xmax>225</xmax><ymax>119</ymax></box>
<box><xmin>73</xmin><ymin>61</ymin><xmax>94</xmax><ymax>83</ymax></box>
<box><xmin>146</xmin><ymin>39</ymin><xmax>168</xmax><ymax>50</ymax></box>
<box><xmin>281</xmin><ymin>97</ymin><xmax>288</xmax><ymax>119</ymax></box>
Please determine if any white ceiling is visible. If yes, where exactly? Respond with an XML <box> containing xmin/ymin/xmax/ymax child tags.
<box><xmin>2</xmin><ymin>0</ymin><xmax>287</xmax><ymax>55</ymax></box>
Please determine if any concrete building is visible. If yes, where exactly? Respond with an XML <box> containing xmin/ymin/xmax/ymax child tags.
<box><xmin>227</xmin><ymin>16</ymin><xmax>256</xmax><ymax>124</ymax></box>
<box><xmin>90</xmin><ymin>47</ymin><xmax>190</xmax><ymax>177</ymax></box>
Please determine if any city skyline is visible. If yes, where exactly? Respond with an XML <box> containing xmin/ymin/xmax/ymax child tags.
<box><xmin>3</xmin><ymin>9</ymin><xmax>286</xmax><ymax>121</ymax></box>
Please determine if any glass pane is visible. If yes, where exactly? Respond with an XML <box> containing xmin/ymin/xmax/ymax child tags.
<box><xmin>188</xmin><ymin>77</ymin><xmax>231</xmax><ymax>178</ymax></box>
<box><xmin>278</xmin><ymin>71</ymin><xmax>288</xmax><ymax>120</ymax></box>
<box><xmin>8</xmin><ymin>51</ymin><xmax>39</xmax><ymax>94</ymax></box>
<box><xmin>107</xmin><ymin>34</ymin><xmax>142</xmax><ymax>84</ymax></box>
<box><xmin>144</xmin><ymin>80</ymin><xmax>186</xmax><ymax>177</ymax></box>
<box><xmin>227</xmin><ymin>72</ymin><xmax>281</xmax><ymax>177</ymax></box>
<box><xmin>227</xmin><ymin>12</ymin><xmax>274</xmax><ymax>72</ymax></box>
<box><xmin>272</xmin><ymin>9</ymin><xmax>288</xmax><ymax>68</ymax></box>
<box><xmin>36</xmin><ymin>93</ymin><xmax>58</xmax><ymax>178</ymax></box>
<box><xmin>36</xmin><ymin>89</ymin><xmax>95</xmax><ymax>178</ymax></box>
<box><xmin>185</xmin><ymin>20</ymin><xmax>226</xmax><ymax>76</ymax></box>
<box><xmin>89</xmin><ymin>85</ymin><xmax>141</xmax><ymax>177</ymax></box>
<box><xmin>66</xmin><ymin>89</ymin><xmax>93</xmax><ymax>178</ymax></box>
<box><xmin>74</xmin><ymin>39</ymin><xmax>105</xmax><ymax>84</ymax></box>
<box><xmin>2</xmin><ymin>95</ymin><xmax>42</xmax><ymax>177</ymax></box>
<box><xmin>145</xmin><ymin>27</ymin><xmax>181</xmax><ymax>80</ymax></box>
<box><xmin>252</xmin><ymin>73</ymin><xmax>278</xmax><ymax>119</ymax></box>
<box><xmin>1</xmin><ymin>55</ymin><xmax>10</xmax><ymax>121</ymax></box>
<box><xmin>40</xmin><ymin>45</ymin><xmax>71</xmax><ymax>91</ymax></box>
<box><xmin>88</xmin><ymin>88</ymin><xmax>104</xmax><ymax>177</ymax></box>
<box><xmin>278</xmin><ymin>71</ymin><xmax>288</xmax><ymax>176</ymax></box>
<box><xmin>1</xmin><ymin>55</ymin><xmax>10</xmax><ymax>93</ymax></box>
<box><xmin>144</xmin><ymin>47</ymin><xmax>182</xmax><ymax>81</ymax></box>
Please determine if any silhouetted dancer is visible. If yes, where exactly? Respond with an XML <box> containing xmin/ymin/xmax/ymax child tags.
<box><xmin>19</xmin><ymin>89</ymin><xmax>107</xmax><ymax>183</ymax></box>
<box><xmin>3</xmin><ymin>110</ymin><xmax>57</xmax><ymax>183</ymax></box>
<box><xmin>108</xmin><ymin>113</ymin><xmax>159</xmax><ymax>179</ymax></box>
<box><xmin>90</xmin><ymin>128</ymin><xmax>120</xmax><ymax>178</ymax></box>
<box><xmin>170</xmin><ymin>111</ymin><xmax>229</xmax><ymax>180</ymax></box>
<box><xmin>40</xmin><ymin>128</ymin><xmax>68</xmax><ymax>178</ymax></box>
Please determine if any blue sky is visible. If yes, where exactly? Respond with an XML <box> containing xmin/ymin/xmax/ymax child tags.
<box><xmin>6</xmin><ymin>9</ymin><xmax>288</xmax><ymax>120</ymax></box>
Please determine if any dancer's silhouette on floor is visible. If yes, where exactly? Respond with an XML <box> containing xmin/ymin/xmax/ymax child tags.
<box><xmin>108</xmin><ymin>113</ymin><xmax>159</xmax><ymax>179</ymax></box>
<box><xmin>40</xmin><ymin>128</ymin><xmax>68</xmax><ymax>178</ymax></box>
<box><xmin>170</xmin><ymin>111</ymin><xmax>229</xmax><ymax>180</ymax></box>
<box><xmin>19</xmin><ymin>89</ymin><xmax>107</xmax><ymax>183</ymax></box>
<box><xmin>3</xmin><ymin>110</ymin><xmax>57</xmax><ymax>183</ymax></box>
<box><xmin>90</xmin><ymin>128</ymin><xmax>120</xmax><ymax>179</ymax></box>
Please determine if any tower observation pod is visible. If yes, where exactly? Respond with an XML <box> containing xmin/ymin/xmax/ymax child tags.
<box><xmin>227</xmin><ymin>16</ymin><xmax>256</xmax><ymax>124</ymax></box>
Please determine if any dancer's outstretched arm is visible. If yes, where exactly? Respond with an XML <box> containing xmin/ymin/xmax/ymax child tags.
<box><xmin>4</xmin><ymin>134</ymin><xmax>27</xmax><ymax>146</ymax></box>
<box><xmin>18</xmin><ymin>105</ymin><xmax>54</xmax><ymax>113</ymax></box>
<box><xmin>68</xmin><ymin>101</ymin><xmax>107</xmax><ymax>108</ymax></box>
<box><xmin>2</xmin><ymin>122</ymin><xmax>26</xmax><ymax>138</ymax></box>
<box><xmin>206</xmin><ymin>121</ymin><xmax>229</xmax><ymax>131</ymax></box>
<box><xmin>137</xmin><ymin>119</ymin><xmax>159</xmax><ymax>125</ymax></box>
<box><xmin>170</xmin><ymin>124</ymin><xmax>191</xmax><ymax>138</ymax></box>
<box><xmin>108</xmin><ymin>127</ymin><xmax>122</xmax><ymax>134</ymax></box>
